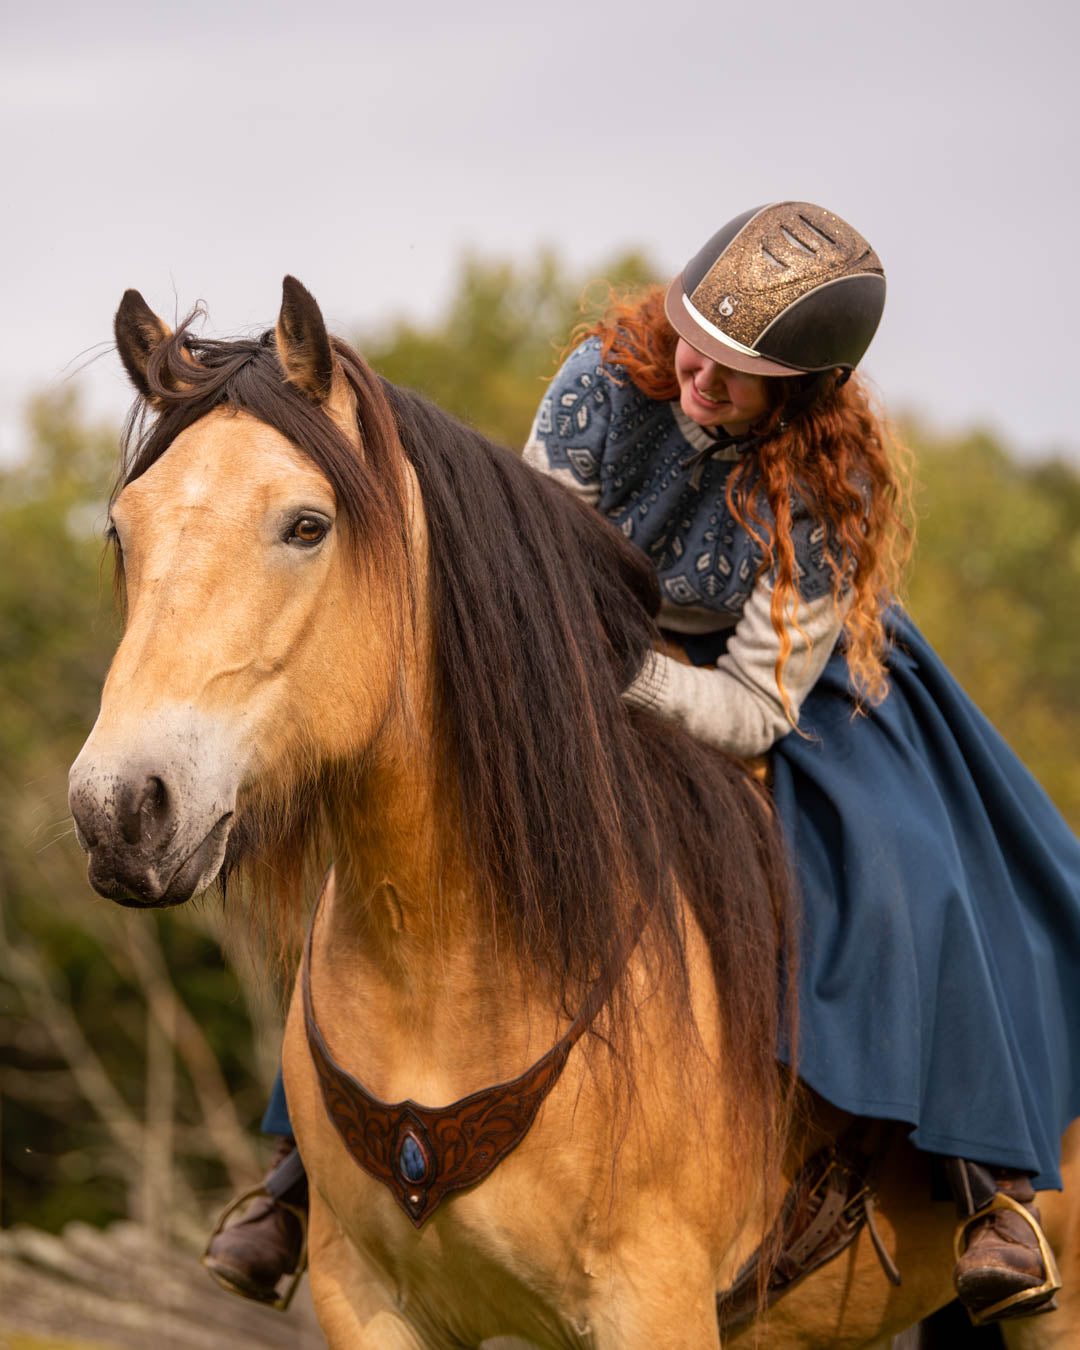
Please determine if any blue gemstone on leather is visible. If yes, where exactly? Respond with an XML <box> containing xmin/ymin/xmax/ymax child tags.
<box><xmin>398</xmin><ymin>1133</ymin><xmax>427</xmax><ymax>1183</ymax></box>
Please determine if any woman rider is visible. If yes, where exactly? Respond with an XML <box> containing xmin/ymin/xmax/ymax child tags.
<box><xmin>206</xmin><ymin>202</ymin><xmax>1080</xmax><ymax>1328</ymax></box>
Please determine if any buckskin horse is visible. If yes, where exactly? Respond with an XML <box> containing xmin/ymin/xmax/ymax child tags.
<box><xmin>68</xmin><ymin>279</ymin><xmax>1078</xmax><ymax>1348</ymax></box>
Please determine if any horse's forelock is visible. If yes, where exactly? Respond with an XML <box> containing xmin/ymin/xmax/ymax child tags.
<box><xmin>116</xmin><ymin>327</ymin><xmax>409</xmax><ymax>559</ymax></box>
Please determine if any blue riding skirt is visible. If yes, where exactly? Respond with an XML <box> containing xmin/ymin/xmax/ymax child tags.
<box><xmin>681</xmin><ymin>611</ymin><xmax>1080</xmax><ymax>1189</ymax></box>
<box><xmin>263</xmin><ymin>1071</ymin><xmax>291</xmax><ymax>1137</ymax></box>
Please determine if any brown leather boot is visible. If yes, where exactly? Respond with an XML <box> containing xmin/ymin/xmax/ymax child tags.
<box><xmin>203</xmin><ymin>1136</ymin><xmax>308</xmax><ymax>1308</ymax></box>
<box><xmin>946</xmin><ymin>1160</ymin><xmax>1060</xmax><ymax>1324</ymax></box>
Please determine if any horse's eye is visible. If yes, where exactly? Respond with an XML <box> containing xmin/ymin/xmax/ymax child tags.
<box><xmin>105</xmin><ymin>522</ymin><xmax>125</xmax><ymax>563</ymax></box>
<box><xmin>288</xmin><ymin>517</ymin><xmax>328</xmax><ymax>547</ymax></box>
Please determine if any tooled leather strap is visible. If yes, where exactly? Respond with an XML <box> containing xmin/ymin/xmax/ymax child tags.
<box><xmin>303</xmin><ymin>883</ymin><xmax>643</xmax><ymax>1227</ymax></box>
<box><xmin>715</xmin><ymin>1120</ymin><xmax>899</xmax><ymax>1333</ymax></box>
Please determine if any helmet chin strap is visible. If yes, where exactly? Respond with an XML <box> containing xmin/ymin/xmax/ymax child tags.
<box><xmin>783</xmin><ymin>369</ymin><xmax>847</xmax><ymax>421</ymax></box>
<box><xmin>775</xmin><ymin>368</ymin><xmax>851</xmax><ymax>432</ymax></box>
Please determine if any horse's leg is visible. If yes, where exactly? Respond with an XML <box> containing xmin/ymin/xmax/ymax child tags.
<box><xmin>997</xmin><ymin>1207</ymin><xmax>1080</xmax><ymax>1350</ymax></box>
<box><xmin>998</xmin><ymin>1121</ymin><xmax>1080</xmax><ymax>1350</ymax></box>
<box><xmin>306</xmin><ymin>1193</ymin><xmax>425</xmax><ymax>1350</ymax></box>
<box><xmin>591</xmin><ymin>1299</ymin><xmax>720</xmax><ymax>1350</ymax></box>
<box><xmin>586</xmin><ymin>1232</ymin><xmax>721</xmax><ymax>1350</ymax></box>
<box><xmin>1002</xmin><ymin>1313</ymin><xmax>1075</xmax><ymax>1350</ymax></box>
<box><xmin>999</xmin><ymin>1257</ymin><xmax>1080</xmax><ymax>1350</ymax></box>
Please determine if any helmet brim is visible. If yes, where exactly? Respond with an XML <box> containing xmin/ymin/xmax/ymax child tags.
<box><xmin>664</xmin><ymin>276</ymin><xmax>807</xmax><ymax>379</ymax></box>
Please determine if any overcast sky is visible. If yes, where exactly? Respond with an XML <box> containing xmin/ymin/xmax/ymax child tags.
<box><xmin>3</xmin><ymin>0</ymin><xmax>1077</xmax><ymax>466</ymax></box>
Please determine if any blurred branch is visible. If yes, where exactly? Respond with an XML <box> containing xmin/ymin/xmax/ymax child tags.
<box><xmin>0</xmin><ymin>934</ymin><xmax>204</xmax><ymax>1232</ymax></box>
<box><xmin>111</xmin><ymin>917</ymin><xmax>260</xmax><ymax>1189</ymax></box>
<box><xmin>143</xmin><ymin>972</ymin><xmax>175</xmax><ymax>1244</ymax></box>
<box><xmin>0</xmin><ymin>1066</ymin><xmax>82</xmax><ymax>1107</ymax></box>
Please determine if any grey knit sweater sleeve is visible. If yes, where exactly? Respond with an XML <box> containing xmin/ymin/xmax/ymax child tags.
<box><xmin>624</xmin><ymin>582</ymin><xmax>848</xmax><ymax>756</ymax></box>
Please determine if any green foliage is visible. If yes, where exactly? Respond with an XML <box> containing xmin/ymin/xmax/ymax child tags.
<box><xmin>361</xmin><ymin>248</ymin><xmax>658</xmax><ymax>450</ymax></box>
<box><xmin>906</xmin><ymin>424</ymin><xmax>1080</xmax><ymax>827</ymax></box>
<box><xmin>0</xmin><ymin>392</ymin><xmax>118</xmax><ymax>757</ymax></box>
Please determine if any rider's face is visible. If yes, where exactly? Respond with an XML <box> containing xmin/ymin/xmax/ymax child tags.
<box><xmin>674</xmin><ymin>339</ymin><xmax>772</xmax><ymax>434</ymax></box>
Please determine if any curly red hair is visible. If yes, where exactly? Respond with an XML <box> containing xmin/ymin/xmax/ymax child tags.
<box><xmin>573</xmin><ymin>286</ymin><xmax>914</xmax><ymax>712</ymax></box>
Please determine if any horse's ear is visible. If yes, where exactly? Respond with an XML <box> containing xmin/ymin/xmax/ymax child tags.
<box><xmin>276</xmin><ymin>276</ymin><xmax>335</xmax><ymax>404</ymax></box>
<box><xmin>115</xmin><ymin>290</ymin><xmax>173</xmax><ymax>402</ymax></box>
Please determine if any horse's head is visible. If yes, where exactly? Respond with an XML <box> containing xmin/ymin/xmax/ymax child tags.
<box><xmin>69</xmin><ymin>279</ymin><xmax>415</xmax><ymax>907</ymax></box>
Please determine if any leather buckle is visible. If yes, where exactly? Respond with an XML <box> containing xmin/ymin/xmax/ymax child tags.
<box><xmin>202</xmin><ymin>1182</ymin><xmax>309</xmax><ymax>1312</ymax></box>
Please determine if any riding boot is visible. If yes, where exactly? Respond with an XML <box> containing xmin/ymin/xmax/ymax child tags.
<box><xmin>203</xmin><ymin>1135</ymin><xmax>309</xmax><ymax>1309</ymax></box>
<box><xmin>944</xmin><ymin>1158</ymin><xmax>1060</xmax><ymax>1325</ymax></box>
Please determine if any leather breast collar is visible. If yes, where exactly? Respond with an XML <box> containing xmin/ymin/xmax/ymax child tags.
<box><xmin>302</xmin><ymin>886</ymin><xmax>635</xmax><ymax>1227</ymax></box>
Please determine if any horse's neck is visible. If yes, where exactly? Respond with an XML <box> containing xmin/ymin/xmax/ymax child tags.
<box><xmin>313</xmin><ymin>733</ymin><xmax>546</xmax><ymax>1099</ymax></box>
<box><xmin>326</xmin><ymin>750</ymin><xmax>450</xmax><ymax>957</ymax></box>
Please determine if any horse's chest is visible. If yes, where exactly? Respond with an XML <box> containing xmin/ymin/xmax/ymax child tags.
<box><xmin>343</xmin><ymin>1177</ymin><xmax>597</xmax><ymax>1348</ymax></box>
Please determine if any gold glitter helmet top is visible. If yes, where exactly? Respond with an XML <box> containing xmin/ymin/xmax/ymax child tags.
<box><xmin>664</xmin><ymin>203</ymin><xmax>886</xmax><ymax>377</ymax></box>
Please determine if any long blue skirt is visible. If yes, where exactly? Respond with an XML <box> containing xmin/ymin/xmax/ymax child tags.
<box><xmin>680</xmin><ymin>612</ymin><xmax>1080</xmax><ymax>1189</ymax></box>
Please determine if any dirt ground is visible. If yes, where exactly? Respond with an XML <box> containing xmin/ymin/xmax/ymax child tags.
<box><xmin>0</xmin><ymin>1222</ymin><xmax>324</xmax><ymax>1350</ymax></box>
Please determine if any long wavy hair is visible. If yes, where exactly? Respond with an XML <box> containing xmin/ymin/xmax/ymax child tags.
<box><xmin>576</xmin><ymin>286</ymin><xmax>914</xmax><ymax>711</ymax></box>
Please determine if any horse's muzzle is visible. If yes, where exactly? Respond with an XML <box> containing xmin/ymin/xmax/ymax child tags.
<box><xmin>68</xmin><ymin>713</ymin><xmax>242</xmax><ymax>907</ymax></box>
<box><xmin>73</xmin><ymin>790</ymin><xmax>234</xmax><ymax>907</ymax></box>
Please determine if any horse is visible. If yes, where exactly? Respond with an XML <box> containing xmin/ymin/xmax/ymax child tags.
<box><xmin>68</xmin><ymin>277</ymin><xmax>1079</xmax><ymax>1348</ymax></box>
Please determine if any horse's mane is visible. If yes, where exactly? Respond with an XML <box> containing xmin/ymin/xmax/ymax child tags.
<box><xmin>116</xmin><ymin>320</ymin><xmax>797</xmax><ymax>1172</ymax></box>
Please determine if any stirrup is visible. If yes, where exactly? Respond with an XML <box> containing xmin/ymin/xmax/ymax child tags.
<box><xmin>202</xmin><ymin>1181</ymin><xmax>309</xmax><ymax>1312</ymax></box>
<box><xmin>954</xmin><ymin>1191</ymin><xmax>1061</xmax><ymax>1326</ymax></box>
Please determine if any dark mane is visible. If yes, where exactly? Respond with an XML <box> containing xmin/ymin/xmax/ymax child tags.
<box><xmin>117</xmin><ymin>320</ymin><xmax>796</xmax><ymax>1169</ymax></box>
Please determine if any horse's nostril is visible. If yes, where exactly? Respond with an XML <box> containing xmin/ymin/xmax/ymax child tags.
<box><xmin>146</xmin><ymin>775</ymin><xmax>166</xmax><ymax>815</ymax></box>
<box><xmin>119</xmin><ymin>774</ymin><xmax>172</xmax><ymax>847</ymax></box>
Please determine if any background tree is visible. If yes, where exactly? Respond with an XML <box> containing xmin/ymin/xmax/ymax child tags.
<box><xmin>361</xmin><ymin>248</ymin><xmax>657</xmax><ymax>446</ymax></box>
<box><xmin>907</xmin><ymin>425</ymin><xmax>1080</xmax><ymax>825</ymax></box>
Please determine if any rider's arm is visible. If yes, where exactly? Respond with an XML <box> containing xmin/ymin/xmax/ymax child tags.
<box><xmin>624</xmin><ymin>580</ymin><xmax>849</xmax><ymax>757</ymax></box>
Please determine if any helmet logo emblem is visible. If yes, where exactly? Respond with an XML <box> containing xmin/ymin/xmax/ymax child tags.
<box><xmin>718</xmin><ymin>295</ymin><xmax>738</xmax><ymax>317</ymax></box>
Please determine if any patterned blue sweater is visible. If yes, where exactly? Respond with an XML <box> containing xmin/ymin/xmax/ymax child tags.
<box><xmin>525</xmin><ymin>338</ymin><xmax>838</xmax><ymax>632</ymax></box>
<box><xmin>524</xmin><ymin>339</ymin><xmax>847</xmax><ymax>755</ymax></box>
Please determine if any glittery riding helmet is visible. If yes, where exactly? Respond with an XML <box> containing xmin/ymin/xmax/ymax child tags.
<box><xmin>665</xmin><ymin>203</ymin><xmax>886</xmax><ymax>377</ymax></box>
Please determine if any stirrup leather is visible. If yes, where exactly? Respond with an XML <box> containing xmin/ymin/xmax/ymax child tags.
<box><xmin>954</xmin><ymin>1191</ymin><xmax>1061</xmax><ymax>1326</ymax></box>
<box><xmin>202</xmin><ymin>1181</ymin><xmax>309</xmax><ymax>1312</ymax></box>
<box><xmin>715</xmin><ymin>1121</ymin><xmax>899</xmax><ymax>1333</ymax></box>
